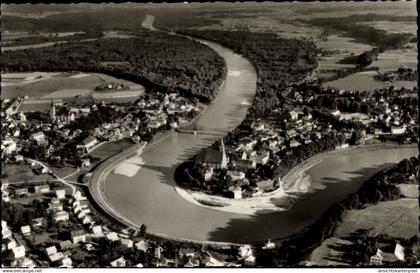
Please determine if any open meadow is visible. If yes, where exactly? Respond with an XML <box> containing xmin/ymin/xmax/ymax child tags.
<box><xmin>334</xmin><ymin>198</ymin><xmax>419</xmax><ymax>239</ymax></box>
<box><xmin>322</xmin><ymin>71</ymin><xmax>417</xmax><ymax>92</ymax></box>
<box><xmin>2</xmin><ymin>72</ymin><xmax>145</xmax><ymax>112</ymax></box>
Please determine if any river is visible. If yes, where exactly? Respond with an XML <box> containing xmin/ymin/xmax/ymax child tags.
<box><xmin>98</xmin><ymin>38</ymin><xmax>417</xmax><ymax>243</ymax></box>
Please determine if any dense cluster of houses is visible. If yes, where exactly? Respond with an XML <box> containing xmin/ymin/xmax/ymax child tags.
<box><xmin>1</xmin><ymin>91</ymin><xmax>201</xmax><ymax>168</ymax></box>
<box><xmin>2</xmin><ymin>179</ymin><xmax>272</xmax><ymax>268</ymax></box>
<box><xmin>192</xmin><ymin>86</ymin><xmax>417</xmax><ymax>199</ymax></box>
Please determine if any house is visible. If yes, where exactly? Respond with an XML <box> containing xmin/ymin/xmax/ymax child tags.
<box><xmin>263</xmin><ymin>239</ymin><xmax>276</xmax><ymax>250</ymax></box>
<box><xmin>71</xmin><ymin>230</ymin><xmax>87</xmax><ymax>244</ymax></box>
<box><xmin>83</xmin><ymin>243</ymin><xmax>96</xmax><ymax>252</ymax></box>
<box><xmin>155</xmin><ymin>246</ymin><xmax>163</xmax><ymax>260</ymax></box>
<box><xmin>5</xmin><ymin>238</ymin><xmax>17</xmax><ymax>250</ymax></box>
<box><xmin>30</xmin><ymin>132</ymin><xmax>46</xmax><ymax>144</ymax></box>
<box><xmin>77</xmin><ymin>210</ymin><xmax>88</xmax><ymax>219</ymax></box>
<box><xmin>82</xmin><ymin>215</ymin><xmax>94</xmax><ymax>226</ymax></box>
<box><xmin>110</xmin><ymin>257</ymin><xmax>126</xmax><ymax>267</ymax></box>
<box><xmin>55</xmin><ymin>189</ymin><xmax>66</xmax><ymax>199</ymax></box>
<box><xmin>244</xmin><ymin>254</ymin><xmax>256</xmax><ymax>266</ymax></box>
<box><xmin>229</xmin><ymin>185</ymin><xmax>242</xmax><ymax>199</ymax></box>
<box><xmin>2</xmin><ymin>226</ymin><xmax>12</xmax><ymax>239</ymax></box>
<box><xmin>3</xmin><ymin>139</ymin><xmax>17</xmax><ymax>154</ymax></box>
<box><xmin>203</xmin><ymin>252</ymin><xmax>225</xmax><ymax>267</ymax></box>
<box><xmin>45</xmin><ymin>246</ymin><xmax>58</xmax><ymax>256</ymax></box>
<box><xmin>16</xmin><ymin>257</ymin><xmax>35</xmax><ymax>268</ymax></box>
<box><xmin>49</xmin><ymin>252</ymin><xmax>64</xmax><ymax>263</ymax></box>
<box><xmin>290</xmin><ymin>110</ymin><xmax>299</xmax><ymax>121</ymax></box>
<box><xmin>53</xmin><ymin>211</ymin><xmax>69</xmax><ymax>222</ymax></box>
<box><xmin>286</xmin><ymin>129</ymin><xmax>297</xmax><ymax>138</ymax></box>
<box><xmin>81</xmin><ymin>158</ymin><xmax>90</xmax><ymax>169</ymax></box>
<box><xmin>48</xmin><ymin>201</ymin><xmax>63</xmax><ymax>213</ymax></box>
<box><xmin>32</xmin><ymin>218</ymin><xmax>44</xmax><ymax>229</ymax></box>
<box><xmin>335</xmin><ymin>143</ymin><xmax>349</xmax><ymax>150</ymax></box>
<box><xmin>76</xmin><ymin>136</ymin><xmax>98</xmax><ymax>153</ymax></box>
<box><xmin>59</xmin><ymin>240</ymin><xmax>74</xmax><ymax>251</ymax></box>
<box><xmin>20</xmin><ymin>225</ymin><xmax>31</xmax><ymax>236</ymax></box>
<box><xmin>184</xmin><ymin>257</ymin><xmax>200</xmax><ymax>267</ymax></box>
<box><xmin>250</xmin><ymin>151</ymin><xmax>270</xmax><ymax>165</ymax></box>
<box><xmin>331</xmin><ymin>109</ymin><xmax>341</xmax><ymax>116</ymax></box>
<box><xmin>391</xmin><ymin>126</ymin><xmax>406</xmax><ymax>135</ymax></box>
<box><xmin>179</xmin><ymin>248</ymin><xmax>196</xmax><ymax>258</ymax></box>
<box><xmin>251</xmin><ymin>120</ymin><xmax>265</xmax><ymax>131</ymax></box>
<box><xmin>34</xmin><ymin>184</ymin><xmax>50</xmax><ymax>194</ymax></box>
<box><xmin>15</xmin><ymin>188</ymin><xmax>29</xmax><ymax>197</ymax></box>
<box><xmin>120</xmin><ymin>238</ymin><xmax>134</xmax><ymax>248</ymax></box>
<box><xmin>61</xmin><ymin>257</ymin><xmax>73</xmax><ymax>268</ymax></box>
<box><xmin>11</xmin><ymin>246</ymin><xmax>26</xmax><ymax>259</ymax></box>
<box><xmin>135</xmin><ymin>240</ymin><xmax>148</xmax><ymax>252</ymax></box>
<box><xmin>370</xmin><ymin>243</ymin><xmax>406</xmax><ymax>266</ymax></box>
<box><xmin>73</xmin><ymin>190</ymin><xmax>87</xmax><ymax>201</ymax></box>
<box><xmin>14</xmin><ymin>155</ymin><xmax>24</xmax><ymax>163</ymax></box>
<box><xmin>203</xmin><ymin>167</ymin><xmax>214</xmax><ymax>182</ymax></box>
<box><xmin>91</xmin><ymin>225</ymin><xmax>103</xmax><ymax>236</ymax></box>
<box><xmin>226</xmin><ymin>171</ymin><xmax>246</xmax><ymax>182</ymax></box>
<box><xmin>235</xmin><ymin>159</ymin><xmax>256</xmax><ymax>169</ymax></box>
<box><xmin>132</xmin><ymin>135</ymin><xmax>141</xmax><ymax>143</ymax></box>
<box><xmin>147</xmin><ymin>120</ymin><xmax>162</xmax><ymax>129</ymax></box>
<box><xmin>289</xmin><ymin>140</ymin><xmax>300</xmax><ymax>148</ymax></box>
<box><xmin>106</xmin><ymin>232</ymin><xmax>120</xmax><ymax>242</ymax></box>
<box><xmin>238</xmin><ymin>245</ymin><xmax>253</xmax><ymax>259</ymax></box>
<box><xmin>2</xmin><ymin>190</ymin><xmax>10</xmax><ymax>202</ymax></box>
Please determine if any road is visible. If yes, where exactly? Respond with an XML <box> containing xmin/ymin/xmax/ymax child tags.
<box><xmin>27</xmin><ymin>159</ymin><xmax>77</xmax><ymax>195</ymax></box>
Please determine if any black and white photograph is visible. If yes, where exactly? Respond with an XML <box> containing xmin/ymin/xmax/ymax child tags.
<box><xmin>0</xmin><ymin>0</ymin><xmax>418</xmax><ymax>269</ymax></box>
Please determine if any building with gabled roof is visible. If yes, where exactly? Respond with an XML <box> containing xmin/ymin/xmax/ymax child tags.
<box><xmin>195</xmin><ymin>139</ymin><xmax>228</xmax><ymax>169</ymax></box>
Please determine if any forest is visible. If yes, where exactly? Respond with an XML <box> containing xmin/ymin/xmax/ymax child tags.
<box><xmin>178</xmin><ymin>29</ymin><xmax>318</xmax><ymax>118</ymax></box>
<box><xmin>1</xmin><ymin>29</ymin><xmax>226</xmax><ymax>102</ymax></box>
<box><xmin>305</xmin><ymin>15</ymin><xmax>413</xmax><ymax>50</ymax></box>
<box><xmin>2</xmin><ymin>30</ymin><xmax>103</xmax><ymax>47</ymax></box>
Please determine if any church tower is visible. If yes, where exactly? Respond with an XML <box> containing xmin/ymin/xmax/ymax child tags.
<box><xmin>49</xmin><ymin>100</ymin><xmax>56</xmax><ymax>122</ymax></box>
<box><xmin>220</xmin><ymin>138</ymin><xmax>228</xmax><ymax>169</ymax></box>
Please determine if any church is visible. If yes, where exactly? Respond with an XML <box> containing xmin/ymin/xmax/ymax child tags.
<box><xmin>195</xmin><ymin>139</ymin><xmax>228</xmax><ymax>169</ymax></box>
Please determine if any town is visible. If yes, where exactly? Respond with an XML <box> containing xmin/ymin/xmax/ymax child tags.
<box><xmin>1</xmin><ymin>1</ymin><xmax>418</xmax><ymax>269</ymax></box>
<box><xmin>180</xmin><ymin>83</ymin><xmax>418</xmax><ymax>199</ymax></box>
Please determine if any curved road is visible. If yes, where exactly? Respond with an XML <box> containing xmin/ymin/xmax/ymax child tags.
<box><xmin>90</xmin><ymin>23</ymin><xmax>418</xmax><ymax>244</ymax></box>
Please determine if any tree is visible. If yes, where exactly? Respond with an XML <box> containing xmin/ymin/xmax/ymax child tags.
<box><xmin>140</xmin><ymin>224</ymin><xmax>147</xmax><ymax>237</ymax></box>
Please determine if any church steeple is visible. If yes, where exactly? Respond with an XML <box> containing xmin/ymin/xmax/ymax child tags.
<box><xmin>220</xmin><ymin>138</ymin><xmax>228</xmax><ymax>169</ymax></box>
<box><xmin>50</xmin><ymin>100</ymin><xmax>56</xmax><ymax>122</ymax></box>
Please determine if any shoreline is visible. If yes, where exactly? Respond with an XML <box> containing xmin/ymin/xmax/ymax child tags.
<box><xmin>173</xmin><ymin>143</ymin><xmax>417</xmax><ymax>215</ymax></box>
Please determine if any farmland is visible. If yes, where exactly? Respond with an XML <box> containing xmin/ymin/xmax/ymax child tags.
<box><xmin>306</xmin><ymin>197</ymin><xmax>418</xmax><ymax>266</ymax></box>
<box><xmin>1</xmin><ymin>72</ymin><xmax>146</xmax><ymax>111</ymax></box>
<box><xmin>322</xmin><ymin>71</ymin><xmax>417</xmax><ymax>92</ymax></box>
<box><xmin>334</xmin><ymin>198</ymin><xmax>419</xmax><ymax>239</ymax></box>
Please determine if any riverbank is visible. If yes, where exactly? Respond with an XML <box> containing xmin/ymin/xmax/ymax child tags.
<box><xmin>173</xmin><ymin>143</ymin><xmax>417</xmax><ymax>215</ymax></box>
<box><xmin>281</xmin><ymin>142</ymin><xmax>417</xmax><ymax>192</ymax></box>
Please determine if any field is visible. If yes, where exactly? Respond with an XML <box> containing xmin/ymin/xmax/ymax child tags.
<box><xmin>87</xmin><ymin>140</ymin><xmax>133</xmax><ymax>169</ymax></box>
<box><xmin>2</xmin><ymin>72</ymin><xmax>145</xmax><ymax>111</ymax></box>
<box><xmin>4</xmin><ymin>164</ymin><xmax>53</xmax><ymax>183</ymax></box>
<box><xmin>316</xmin><ymin>35</ymin><xmax>373</xmax><ymax>71</ymax></box>
<box><xmin>368</xmin><ymin>46</ymin><xmax>418</xmax><ymax>72</ymax></box>
<box><xmin>397</xmin><ymin>183</ymin><xmax>419</xmax><ymax>199</ymax></box>
<box><xmin>322</xmin><ymin>71</ymin><xmax>417</xmax><ymax>92</ymax></box>
<box><xmin>334</xmin><ymin>198</ymin><xmax>419</xmax><ymax>239</ymax></box>
<box><xmin>2</xmin><ymin>72</ymin><xmax>103</xmax><ymax>99</ymax></box>
<box><xmin>307</xmin><ymin>197</ymin><xmax>418</xmax><ymax>266</ymax></box>
<box><xmin>305</xmin><ymin>237</ymin><xmax>352</xmax><ymax>266</ymax></box>
<box><xmin>359</xmin><ymin>21</ymin><xmax>416</xmax><ymax>35</ymax></box>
